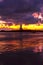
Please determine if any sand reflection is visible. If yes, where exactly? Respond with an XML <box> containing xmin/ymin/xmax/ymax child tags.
<box><xmin>0</xmin><ymin>36</ymin><xmax>43</xmax><ymax>53</ymax></box>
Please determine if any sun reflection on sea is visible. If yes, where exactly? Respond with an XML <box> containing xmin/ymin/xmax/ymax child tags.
<box><xmin>0</xmin><ymin>32</ymin><xmax>43</xmax><ymax>54</ymax></box>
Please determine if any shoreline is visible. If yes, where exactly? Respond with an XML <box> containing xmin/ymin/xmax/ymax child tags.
<box><xmin>0</xmin><ymin>30</ymin><xmax>43</xmax><ymax>32</ymax></box>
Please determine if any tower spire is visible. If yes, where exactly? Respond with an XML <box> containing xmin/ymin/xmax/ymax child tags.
<box><xmin>20</xmin><ymin>24</ymin><xmax>22</xmax><ymax>30</ymax></box>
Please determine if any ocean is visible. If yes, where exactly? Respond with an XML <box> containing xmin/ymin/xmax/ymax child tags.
<box><xmin>0</xmin><ymin>32</ymin><xmax>43</xmax><ymax>65</ymax></box>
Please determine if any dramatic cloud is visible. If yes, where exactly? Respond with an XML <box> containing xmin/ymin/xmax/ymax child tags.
<box><xmin>0</xmin><ymin>0</ymin><xmax>43</xmax><ymax>14</ymax></box>
<box><xmin>0</xmin><ymin>0</ymin><xmax>43</xmax><ymax>23</ymax></box>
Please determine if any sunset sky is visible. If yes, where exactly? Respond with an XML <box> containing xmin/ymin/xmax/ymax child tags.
<box><xmin>0</xmin><ymin>0</ymin><xmax>43</xmax><ymax>24</ymax></box>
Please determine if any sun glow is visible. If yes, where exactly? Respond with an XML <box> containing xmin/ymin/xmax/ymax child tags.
<box><xmin>0</xmin><ymin>23</ymin><xmax>43</xmax><ymax>31</ymax></box>
<box><xmin>22</xmin><ymin>24</ymin><xmax>43</xmax><ymax>30</ymax></box>
<box><xmin>9</xmin><ymin>24</ymin><xmax>20</xmax><ymax>30</ymax></box>
<box><xmin>0</xmin><ymin>20</ymin><xmax>43</xmax><ymax>31</ymax></box>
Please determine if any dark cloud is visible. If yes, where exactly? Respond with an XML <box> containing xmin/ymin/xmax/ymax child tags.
<box><xmin>0</xmin><ymin>0</ymin><xmax>43</xmax><ymax>14</ymax></box>
<box><xmin>1</xmin><ymin>13</ymin><xmax>38</xmax><ymax>24</ymax></box>
<box><xmin>0</xmin><ymin>0</ymin><xmax>43</xmax><ymax>23</ymax></box>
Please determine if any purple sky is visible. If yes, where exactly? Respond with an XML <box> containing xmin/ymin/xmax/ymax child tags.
<box><xmin>0</xmin><ymin>0</ymin><xmax>43</xmax><ymax>24</ymax></box>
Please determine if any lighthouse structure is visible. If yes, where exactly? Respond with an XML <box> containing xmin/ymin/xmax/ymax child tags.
<box><xmin>20</xmin><ymin>24</ymin><xmax>22</xmax><ymax>30</ymax></box>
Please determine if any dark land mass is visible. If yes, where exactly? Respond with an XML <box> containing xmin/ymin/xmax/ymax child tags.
<box><xmin>0</xmin><ymin>30</ymin><xmax>43</xmax><ymax>32</ymax></box>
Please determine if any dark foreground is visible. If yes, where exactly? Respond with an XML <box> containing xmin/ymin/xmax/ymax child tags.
<box><xmin>0</xmin><ymin>32</ymin><xmax>43</xmax><ymax>65</ymax></box>
<box><xmin>0</xmin><ymin>49</ymin><xmax>43</xmax><ymax>65</ymax></box>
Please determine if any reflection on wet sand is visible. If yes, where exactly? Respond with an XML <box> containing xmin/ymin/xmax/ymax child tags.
<box><xmin>0</xmin><ymin>36</ymin><xmax>43</xmax><ymax>53</ymax></box>
<box><xmin>0</xmin><ymin>32</ymin><xmax>43</xmax><ymax>65</ymax></box>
